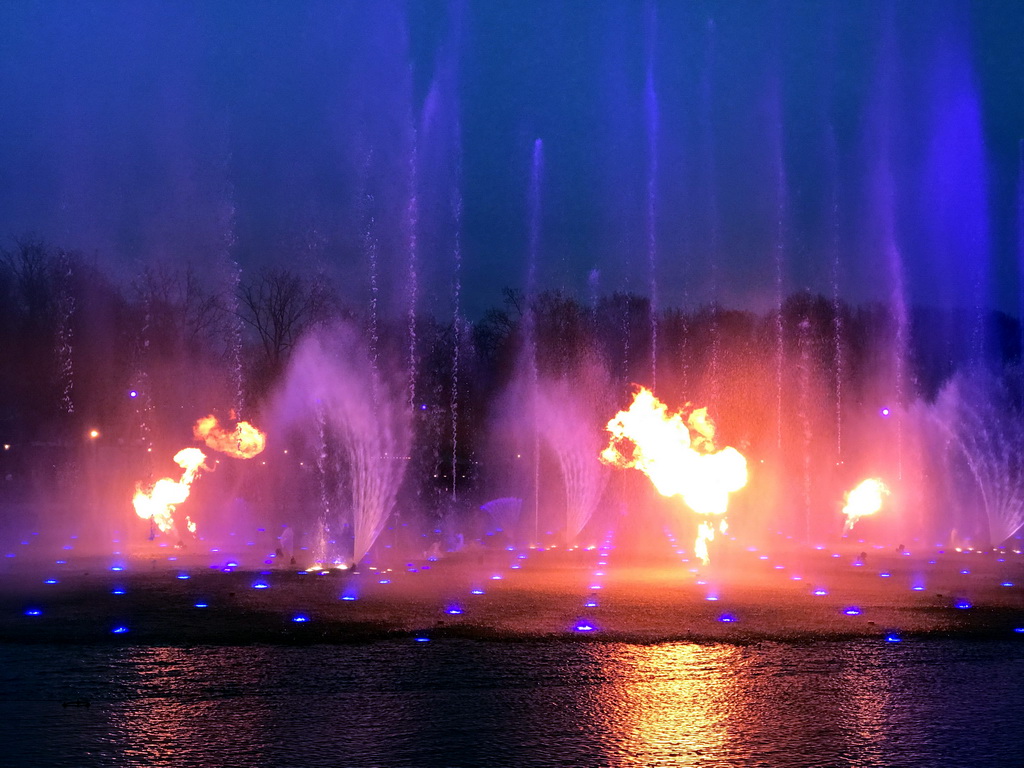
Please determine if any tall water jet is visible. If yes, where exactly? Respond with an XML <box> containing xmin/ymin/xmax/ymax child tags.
<box><xmin>644</xmin><ymin>4</ymin><xmax>659</xmax><ymax>391</ymax></box>
<box><xmin>450</xmin><ymin>181</ymin><xmax>463</xmax><ymax>502</ymax></box>
<box><xmin>827</xmin><ymin>125</ymin><xmax>844</xmax><ymax>465</ymax></box>
<box><xmin>873</xmin><ymin>12</ymin><xmax>910</xmax><ymax>481</ymax></box>
<box><xmin>768</xmin><ymin>74</ymin><xmax>787</xmax><ymax>457</ymax></box>
<box><xmin>406</xmin><ymin>133</ymin><xmax>420</xmax><ymax>412</ymax></box>
<box><xmin>274</xmin><ymin>325</ymin><xmax>410</xmax><ymax>566</ymax></box>
<box><xmin>527</xmin><ymin>138</ymin><xmax>544</xmax><ymax>542</ymax></box>
<box><xmin>701</xmin><ymin>15</ymin><xmax>720</xmax><ymax>405</ymax></box>
<box><xmin>55</xmin><ymin>250</ymin><xmax>74</xmax><ymax>416</ymax></box>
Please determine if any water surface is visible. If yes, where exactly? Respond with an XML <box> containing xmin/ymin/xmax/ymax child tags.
<box><xmin>2</xmin><ymin>639</ymin><xmax>1021</xmax><ymax>767</ymax></box>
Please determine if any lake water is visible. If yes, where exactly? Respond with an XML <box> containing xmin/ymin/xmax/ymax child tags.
<box><xmin>2</xmin><ymin>638</ymin><xmax>1022</xmax><ymax>767</ymax></box>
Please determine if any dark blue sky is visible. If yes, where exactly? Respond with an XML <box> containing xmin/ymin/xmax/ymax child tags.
<box><xmin>2</xmin><ymin>0</ymin><xmax>1023</xmax><ymax>318</ymax></box>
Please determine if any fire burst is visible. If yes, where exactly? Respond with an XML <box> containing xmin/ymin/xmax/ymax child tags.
<box><xmin>601</xmin><ymin>387</ymin><xmax>748</xmax><ymax>564</ymax></box>
<box><xmin>193</xmin><ymin>414</ymin><xmax>267</xmax><ymax>459</ymax></box>
<box><xmin>133</xmin><ymin>416</ymin><xmax>267</xmax><ymax>536</ymax></box>
<box><xmin>132</xmin><ymin>448</ymin><xmax>208</xmax><ymax>534</ymax></box>
<box><xmin>842</xmin><ymin>478</ymin><xmax>889</xmax><ymax>533</ymax></box>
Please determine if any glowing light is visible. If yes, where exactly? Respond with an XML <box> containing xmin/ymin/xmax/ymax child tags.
<box><xmin>292</xmin><ymin>614</ymin><xmax>309</xmax><ymax>623</ymax></box>
<box><xmin>445</xmin><ymin>606</ymin><xmax>463</xmax><ymax>615</ymax></box>
<box><xmin>574</xmin><ymin>621</ymin><xmax>596</xmax><ymax>632</ymax></box>
<box><xmin>110</xmin><ymin>566</ymin><xmax>123</xmax><ymax>572</ymax></box>
<box><xmin>252</xmin><ymin>581</ymin><xmax>270</xmax><ymax>590</ymax></box>
<box><xmin>954</xmin><ymin>599</ymin><xmax>972</xmax><ymax>609</ymax></box>
<box><xmin>1002</xmin><ymin>582</ymin><xmax>1015</xmax><ymax>587</ymax></box>
<box><xmin>812</xmin><ymin>589</ymin><xmax>828</xmax><ymax>596</ymax></box>
<box><xmin>133</xmin><ymin>447</ymin><xmax>207</xmax><ymax>534</ymax></box>
<box><xmin>194</xmin><ymin>602</ymin><xmax>208</xmax><ymax>608</ymax></box>
<box><xmin>111</xmin><ymin>588</ymin><xmax>126</xmax><ymax>595</ymax></box>
<box><xmin>88</xmin><ymin>429</ymin><xmax>100</xmax><ymax>439</ymax></box>
<box><xmin>470</xmin><ymin>589</ymin><xmax>485</xmax><ymax>595</ymax></box>
<box><xmin>843</xmin><ymin>607</ymin><xmax>862</xmax><ymax>616</ymax></box>
<box><xmin>44</xmin><ymin>579</ymin><xmax>58</xmax><ymax>585</ymax></box>
<box><xmin>885</xmin><ymin>633</ymin><xmax>902</xmax><ymax>643</ymax></box>
<box><xmin>128</xmin><ymin>390</ymin><xmax>138</xmax><ymax>398</ymax></box>
<box><xmin>880</xmin><ymin>407</ymin><xmax>891</xmax><ymax>417</ymax></box>
<box><xmin>841</xmin><ymin>478</ymin><xmax>889</xmax><ymax>534</ymax></box>
<box><xmin>601</xmin><ymin>387</ymin><xmax>747</xmax><ymax>564</ymax></box>
<box><xmin>717</xmin><ymin>613</ymin><xmax>738</xmax><ymax>623</ymax></box>
<box><xmin>193</xmin><ymin>415</ymin><xmax>267</xmax><ymax>459</ymax></box>
<box><xmin>24</xmin><ymin>609</ymin><xmax>42</xmax><ymax>616</ymax></box>
<box><xmin>111</xmin><ymin>626</ymin><xmax>129</xmax><ymax>634</ymax></box>
<box><xmin>176</xmin><ymin>573</ymin><xmax>189</xmax><ymax>580</ymax></box>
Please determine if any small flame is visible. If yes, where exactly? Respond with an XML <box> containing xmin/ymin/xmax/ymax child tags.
<box><xmin>133</xmin><ymin>448</ymin><xmax>208</xmax><ymax>533</ymax></box>
<box><xmin>601</xmin><ymin>387</ymin><xmax>747</xmax><ymax>564</ymax></box>
<box><xmin>842</xmin><ymin>478</ymin><xmax>889</xmax><ymax>533</ymax></box>
<box><xmin>193</xmin><ymin>415</ymin><xmax>267</xmax><ymax>459</ymax></box>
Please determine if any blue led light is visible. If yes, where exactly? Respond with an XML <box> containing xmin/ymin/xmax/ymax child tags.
<box><xmin>112</xmin><ymin>626</ymin><xmax>129</xmax><ymax>634</ymax></box>
<box><xmin>812</xmin><ymin>589</ymin><xmax>828</xmax><ymax>596</ymax></box>
<box><xmin>445</xmin><ymin>606</ymin><xmax>463</xmax><ymax>615</ymax></box>
<box><xmin>111</xmin><ymin>588</ymin><xmax>126</xmax><ymax>595</ymax></box>
<box><xmin>470</xmin><ymin>588</ymin><xmax>485</xmax><ymax>595</ymax></box>
<box><xmin>574</xmin><ymin>622</ymin><xmax>596</xmax><ymax>632</ymax></box>
<box><xmin>194</xmin><ymin>602</ymin><xmax>208</xmax><ymax>608</ymax></box>
<box><xmin>718</xmin><ymin>613</ymin><xmax>738</xmax><ymax>623</ymax></box>
<box><xmin>1002</xmin><ymin>582</ymin><xmax>1014</xmax><ymax>587</ymax></box>
<box><xmin>954</xmin><ymin>599</ymin><xmax>972</xmax><ymax>609</ymax></box>
<box><xmin>24</xmin><ymin>608</ymin><xmax>42</xmax><ymax>616</ymax></box>
<box><xmin>415</xmin><ymin>636</ymin><xmax>430</xmax><ymax>642</ymax></box>
<box><xmin>44</xmin><ymin>579</ymin><xmax>58</xmax><ymax>585</ymax></box>
<box><xmin>843</xmin><ymin>607</ymin><xmax>862</xmax><ymax>616</ymax></box>
<box><xmin>340</xmin><ymin>595</ymin><xmax>357</xmax><ymax>601</ymax></box>
<box><xmin>252</xmin><ymin>581</ymin><xmax>270</xmax><ymax>589</ymax></box>
<box><xmin>176</xmin><ymin>573</ymin><xmax>190</xmax><ymax>580</ymax></box>
<box><xmin>292</xmin><ymin>614</ymin><xmax>309</xmax><ymax>623</ymax></box>
<box><xmin>885</xmin><ymin>633</ymin><xmax>902</xmax><ymax>643</ymax></box>
<box><xmin>378</xmin><ymin>579</ymin><xmax>390</xmax><ymax>584</ymax></box>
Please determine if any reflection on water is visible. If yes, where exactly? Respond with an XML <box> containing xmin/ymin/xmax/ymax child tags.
<box><xmin>590</xmin><ymin>644</ymin><xmax>748</xmax><ymax>764</ymax></box>
<box><xmin>1</xmin><ymin>639</ymin><xmax>1022</xmax><ymax>767</ymax></box>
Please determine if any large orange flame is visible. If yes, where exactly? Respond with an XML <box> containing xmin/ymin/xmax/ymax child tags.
<box><xmin>842</xmin><ymin>478</ymin><xmax>889</xmax><ymax>533</ymax></box>
<box><xmin>193</xmin><ymin>415</ymin><xmax>267</xmax><ymax>459</ymax></box>
<box><xmin>132</xmin><ymin>416</ymin><xmax>267</xmax><ymax>538</ymax></box>
<box><xmin>601</xmin><ymin>387</ymin><xmax>747</xmax><ymax>563</ymax></box>
<box><xmin>132</xmin><ymin>447</ymin><xmax>208</xmax><ymax>533</ymax></box>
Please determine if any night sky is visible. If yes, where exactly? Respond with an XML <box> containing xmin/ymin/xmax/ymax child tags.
<box><xmin>2</xmin><ymin>0</ymin><xmax>1023</xmax><ymax>319</ymax></box>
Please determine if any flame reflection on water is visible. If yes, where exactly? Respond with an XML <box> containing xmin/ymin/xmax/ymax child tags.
<box><xmin>3</xmin><ymin>639</ymin><xmax>1023</xmax><ymax>767</ymax></box>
